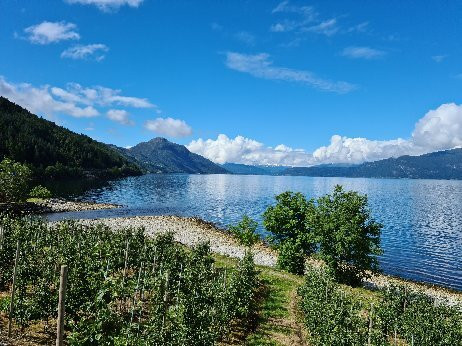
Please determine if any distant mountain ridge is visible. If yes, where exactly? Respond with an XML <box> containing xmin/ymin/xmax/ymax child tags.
<box><xmin>0</xmin><ymin>97</ymin><xmax>142</xmax><ymax>180</ymax></box>
<box><xmin>118</xmin><ymin>137</ymin><xmax>228</xmax><ymax>174</ymax></box>
<box><xmin>222</xmin><ymin>163</ymin><xmax>292</xmax><ymax>175</ymax></box>
<box><xmin>282</xmin><ymin>148</ymin><xmax>462</xmax><ymax>180</ymax></box>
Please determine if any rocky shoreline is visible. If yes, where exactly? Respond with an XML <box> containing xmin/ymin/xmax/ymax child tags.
<box><xmin>35</xmin><ymin>198</ymin><xmax>121</xmax><ymax>213</ymax></box>
<box><xmin>0</xmin><ymin>199</ymin><xmax>121</xmax><ymax>215</ymax></box>
<box><xmin>76</xmin><ymin>215</ymin><xmax>462</xmax><ymax>308</ymax></box>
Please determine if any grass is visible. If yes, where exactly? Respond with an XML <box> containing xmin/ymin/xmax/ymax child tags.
<box><xmin>214</xmin><ymin>253</ymin><xmax>308</xmax><ymax>346</ymax></box>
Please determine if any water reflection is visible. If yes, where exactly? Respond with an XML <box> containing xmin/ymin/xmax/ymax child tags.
<box><xmin>47</xmin><ymin>174</ymin><xmax>462</xmax><ymax>291</ymax></box>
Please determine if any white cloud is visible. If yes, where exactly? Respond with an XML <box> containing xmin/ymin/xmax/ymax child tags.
<box><xmin>188</xmin><ymin>103</ymin><xmax>462</xmax><ymax>166</ymax></box>
<box><xmin>302</xmin><ymin>18</ymin><xmax>339</xmax><ymax>36</ymax></box>
<box><xmin>412</xmin><ymin>103</ymin><xmax>462</xmax><ymax>151</ymax></box>
<box><xmin>65</xmin><ymin>0</ymin><xmax>143</xmax><ymax>11</ymax></box>
<box><xmin>61</xmin><ymin>44</ymin><xmax>109</xmax><ymax>61</ymax></box>
<box><xmin>51</xmin><ymin>83</ymin><xmax>155</xmax><ymax>108</ymax></box>
<box><xmin>0</xmin><ymin>76</ymin><xmax>98</xmax><ymax>118</ymax></box>
<box><xmin>0</xmin><ymin>76</ymin><xmax>155</xmax><ymax>119</ymax></box>
<box><xmin>271</xmin><ymin>2</ymin><xmax>368</xmax><ymax>38</ymax></box>
<box><xmin>311</xmin><ymin>136</ymin><xmax>417</xmax><ymax>164</ymax></box>
<box><xmin>24</xmin><ymin>21</ymin><xmax>80</xmax><ymax>44</ymax></box>
<box><xmin>145</xmin><ymin>117</ymin><xmax>192</xmax><ymax>138</ymax></box>
<box><xmin>225</xmin><ymin>52</ymin><xmax>356</xmax><ymax>93</ymax></box>
<box><xmin>341</xmin><ymin>46</ymin><xmax>386</xmax><ymax>60</ymax></box>
<box><xmin>270</xmin><ymin>1</ymin><xmax>317</xmax><ymax>33</ymax></box>
<box><xmin>106</xmin><ymin>109</ymin><xmax>134</xmax><ymax>125</ymax></box>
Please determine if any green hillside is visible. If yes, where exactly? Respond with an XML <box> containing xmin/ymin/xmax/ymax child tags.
<box><xmin>0</xmin><ymin>97</ymin><xmax>142</xmax><ymax>180</ymax></box>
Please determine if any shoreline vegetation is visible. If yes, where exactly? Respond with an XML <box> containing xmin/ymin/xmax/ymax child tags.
<box><xmin>8</xmin><ymin>196</ymin><xmax>462</xmax><ymax>302</ymax></box>
<box><xmin>1</xmin><ymin>190</ymin><xmax>461</xmax><ymax>345</ymax></box>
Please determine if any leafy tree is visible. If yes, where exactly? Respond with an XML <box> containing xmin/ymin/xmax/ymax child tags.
<box><xmin>0</xmin><ymin>158</ymin><xmax>32</xmax><ymax>203</ymax></box>
<box><xmin>263</xmin><ymin>192</ymin><xmax>316</xmax><ymax>274</ymax></box>
<box><xmin>307</xmin><ymin>185</ymin><xmax>382</xmax><ymax>285</ymax></box>
<box><xmin>277</xmin><ymin>241</ymin><xmax>306</xmax><ymax>275</ymax></box>
<box><xmin>228</xmin><ymin>215</ymin><xmax>260</xmax><ymax>247</ymax></box>
<box><xmin>29</xmin><ymin>185</ymin><xmax>52</xmax><ymax>199</ymax></box>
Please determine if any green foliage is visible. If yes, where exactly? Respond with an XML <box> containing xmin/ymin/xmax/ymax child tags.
<box><xmin>0</xmin><ymin>215</ymin><xmax>260</xmax><ymax>345</ymax></box>
<box><xmin>263</xmin><ymin>186</ymin><xmax>382</xmax><ymax>283</ymax></box>
<box><xmin>307</xmin><ymin>185</ymin><xmax>382</xmax><ymax>285</ymax></box>
<box><xmin>228</xmin><ymin>250</ymin><xmax>260</xmax><ymax>319</ymax></box>
<box><xmin>228</xmin><ymin>215</ymin><xmax>260</xmax><ymax>247</ymax></box>
<box><xmin>298</xmin><ymin>267</ymin><xmax>372</xmax><ymax>345</ymax></box>
<box><xmin>29</xmin><ymin>185</ymin><xmax>52</xmax><ymax>199</ymax></box>
<box><xmin>0</xmin><ymin>97</ymin><xmax>142</xmax><ymax>180</ymax></box>
<box><xmin>375</xmin><ymin>285</ymin><xmax>462</xmax><ymax>345</ymax></box>
<box><xmin>0</xmin><ymin>158</ymin><xmax>32</xmax><ymax>203</ymax></box>
<box><xmin>299</xmin><ymin>267</ymin><xmax>462</xmax><ymax>346</ymax></box>
<box><xmin>263</xmin><ymin>191</ymin><xmax>316</xmax><ymax>250</ymax></box>
<box><xmin>276</xmin><ymin>241</ymin><xmax>306</xmax><ymax>275</ymax></box>
<box><xmin>263</xmin><ymin>191</ymin><xmax>316</xmax><ymax>274</ymax></box>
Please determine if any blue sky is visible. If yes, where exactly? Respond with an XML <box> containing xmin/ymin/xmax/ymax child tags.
<box><xmin>1</xmin><ymin>0</ymin><xmax>462</xmax><ymax>166</ymax></box>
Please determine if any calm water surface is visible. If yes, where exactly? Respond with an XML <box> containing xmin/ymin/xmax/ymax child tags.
<box><xmin>48</xmin><ymin>174</ymin><xmax>462</xmax><ymax>291</ymax></box>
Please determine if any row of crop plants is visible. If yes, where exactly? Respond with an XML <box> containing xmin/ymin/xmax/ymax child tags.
<box><xmin>0</xmin><ymin>215</ymin><xmax>259</xmax><ymax>345</ymax></box>
<box><xmin>298</xmin><ymin>266</ymin><xmax>462</xmax><ymax>346</ymax></box>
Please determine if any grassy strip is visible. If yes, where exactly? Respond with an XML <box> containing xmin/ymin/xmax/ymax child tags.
<box><xmin>214</xmin><ymin>253</ymin><xmax>308</xmax><ymax>346</ymax></box>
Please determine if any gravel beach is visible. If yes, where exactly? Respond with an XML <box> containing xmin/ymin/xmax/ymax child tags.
<box><xmin>36</xmin><ymin>198</ymin><xmax>121</xmax><ymax>213</ymax></box>
<box><xmin>79</xmin><ymin>215</ymin><xmax>278</xmax><ymax>267</ymax></box>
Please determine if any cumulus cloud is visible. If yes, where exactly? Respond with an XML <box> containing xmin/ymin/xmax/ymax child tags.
<box><xmin>188</xmin><ymin>103</ymin><xmax>462</xmax><ymax>166</ymax></box>
<box><xmin>188</xmin><ymin>134</ymin><xmax>314</xmax><ymax>166</ymax></box>
<box><xmin>341</xmin><ymin>46</ymin><xmax>386</xmax><ymax>60</ymax></box>
<box><xmin>106</xmin><ymin>109</ymin><xmax>134</xmax><ymax>125</ymax></box>
<box><xmin>145</xmin><ymin>117</ymin><xmax>192</xmax><ymax>138</ymax></box>
<box><xmin>65</xmin><ymin>0</ymin><xmax>143</xmax><ymax>11</ymax></box>
<box><xmin>61</xmin><ymin>44</ymin><xmax>109</xmax><ymax>61</ymax></box>
<box><xmin>24</xmin><ymin>21</ymin><xmax>80</xmax><ymax>44</ymax></box>
<box><xmin>0</xmin><ymin>76</ymin><xmax>155</xmax><ymax>119</ymax></box>
<box><xmin>0</xmin><ymin>76</ymin><xmax>98</xmax><ymax>118</ymax></box>
<box><xmin>225</xmin><ymin>52</ymin><xmax>356</xmax><ymax>93</ymax></box>
<box><xmin>412</xmin><ymin>103</ymin><xmax>462</xmax><ymax>151</ymax></box>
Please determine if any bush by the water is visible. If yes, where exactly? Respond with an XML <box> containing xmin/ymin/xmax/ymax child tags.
<box><xmin>0</xmin><ymin>215</ymin><xmax>259</xmax><ymax>345</ymax></box>
<box><xmin>228</xmin><ymin>215</ymin><xmax>260</xmax><ymax>247</ymax></box>
<box><xmin>29</xmin><ymin>185</ymin><xmax>52</xmax><ymax>199</ymax></box>
<box><xmin>298</xmin><ymin>266</ymin><xmax>462</xmax><ymax>346</ymax></box>
<box><xmin>263</xmin><ymin>191</ymin><xmax>316</xmax><ymax>274</ymax></box>
<box><xmin>264</xmin><ymin>186</ymin><xmax>382</xmax><ymax>284</ymax></box>
<box><xmin>0</xmin><ymin>158</ymin><xmax>32</xmax><ymax>203</ymax></box>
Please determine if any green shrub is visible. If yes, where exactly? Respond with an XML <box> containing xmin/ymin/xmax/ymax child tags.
<box><xmin>307</xmin><ymin>185</ymin><xmax>383</xmax><ymax>286</ymax></box>
<box><xmin>277</xmin><ymin>240</ymin><xmax>305</xmax><ymax>275</ymax></box>
<box><xmin>228</xmin><ymin>215</ymin><xmax>260</xmax><ymax>247</ymax></box>
<box><xmin>29</xmin><ymin>185</ymin><xmax>52</xmax><ymax>199</ymax></box>
<box><xmin>0</xmin><ymin>158</ymin><xmax>32</xmax><ymax>203</ymax></box>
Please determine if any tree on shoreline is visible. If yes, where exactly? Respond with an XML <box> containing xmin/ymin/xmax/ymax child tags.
<box><xmin>263</xmin><ymin>192</ymin><xmax>316</xmax><ymax>274</ymax></box>
<box><xmin>263</xmin><ymin>186</ymin><xmax>383</xmax><ymax>284</ymax></box>
<box><xmin>308</xmin><ymin>185</ymin><xmax>383</xmax><ymax>285</ymax></box>
<box><xmin>0</xmin><ymin>158</ymin><xmax>32</xmax><ymax>203</ymax></box>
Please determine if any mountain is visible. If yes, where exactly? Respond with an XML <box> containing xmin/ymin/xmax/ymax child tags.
<box><xmin>0</xmin><ymin>97</ymin><xmax>142</xmax><ymax>180</ymax></box>
<box><xmin>222</xmin><ymin>163</ymin><xmax>292</xmax><ymax>175</ymax></box>
<box><xmin>221</xmin><ymin>163</ymin><xmax>269</xmax><ymax>175</ymax></box>
<box><xmin>282</xmin><ymin>148</ymin><xmax>462</xmax><ymax>180</ymax></box>
<box><xmin>120</xmin><ymin>137</ymin><xmax>228</xmax><ymax>174</ymax></box>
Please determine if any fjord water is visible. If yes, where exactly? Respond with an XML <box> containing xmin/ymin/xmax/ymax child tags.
<box><xmin>49</xmin><ymin>174</ymin><xmax>462</xmax><ymax>291</ymax></box>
